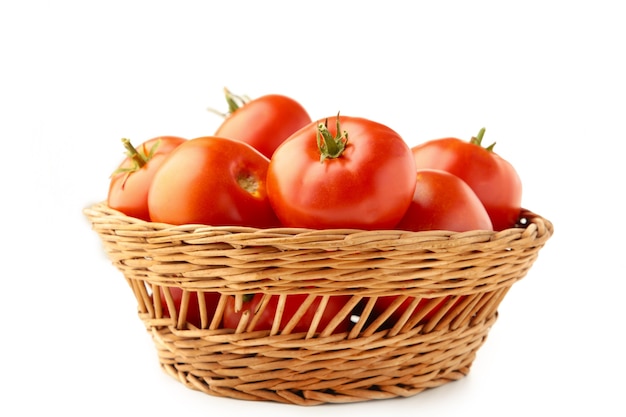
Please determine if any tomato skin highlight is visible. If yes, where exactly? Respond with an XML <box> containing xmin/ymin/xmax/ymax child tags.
<box><xmin>411</xmin><ymin>132</ymin><xmax>522</xmax><ymax>231</ymax></box>
<box><xmin>267</xmin><ymin>115</ymin><xmax>417</xmax><ymax>230</ymax></box>
<box><xmin>107</xmin><ymin>136</ymin><xmax>186</xmax><ymax>221</ymax></box>
<box><xmin>396</xmin><ymin>169</ymin><xmax>493</xmax><ymax>232</ymax></box>
<box><xmin>147</xmin><ymin>136</ymin><xmax>280</xmax><ymax>228</ymax></box>
<box><xmin>214</xmin><ymin>93</ymin><xmax>312</xmax><ymax>159</ymax></box>
<box><xmin>223</xmin><ymin>293</ymin><xmax>352</xmax><ymax>334</ymax></box>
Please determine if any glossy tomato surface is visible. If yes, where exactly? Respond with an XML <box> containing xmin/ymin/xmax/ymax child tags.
<box><xmin>148</xmin><ymin>136</ymin><xmax>280</xmax><ymax>227</ymax></box>
<box><xmin>214</xmin><ymin>90</ymin><xmax>311</xmax><ymax>159</ymax></box>
<box><xmin>396</xmin><ymin>169</ymin><xmax>493</xmax><ymax>232</ymax></box>
<box><xmin>411</xmin><ymin>129</ymin><xmax>522</xmax><ymax>231</ymax></box>
<box><xmin>267</xmin><ymin>115</ymin><xmax>416</xmax><ymax>230</ymax></box>
<box><xmin>223</xmin><ymin>293</ymin><xmax>352</xmax><ymax>334</ymax></box>
<box><xmin>107</xmin><ymin>136</ymin><xmax>186</xmax><ymax>221</ymax></box>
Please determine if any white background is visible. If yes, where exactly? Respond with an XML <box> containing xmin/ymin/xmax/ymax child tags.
<box><xmin>1</xmin><ymin>1</ymin><xmax>624</xmax><ymax>415</ymax></box>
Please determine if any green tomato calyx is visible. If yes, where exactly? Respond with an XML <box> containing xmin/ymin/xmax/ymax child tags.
<box><xmin>207</xmin><ymin>87</ymin><xmax>251</xmax><ymax>118</ymax></box>
<box><xmin>470</xmin><ymin>127</ymin><xmax>496</xmax><ymax>152</ymax></box>
<box><xmin>111</xmin><ymin>138</ymin><xmax>161</xmax><ymax>189</ymax></box>
<box><xmin>317</xmin><ymin>115</ymin><xmax>349</xmax><ymax>163</ymax></box>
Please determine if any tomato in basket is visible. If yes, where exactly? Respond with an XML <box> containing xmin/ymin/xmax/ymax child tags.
<box><xmin>396</xmin><ymin>169</ymin><xmax>493</xmax><ymax>232</ymax></box>
<box><xmin>159</xmin><ymin>287</ymin><xmax>221</xmax><ymax>329</ymax></box>
<box><xmin>211</xmin><ymin>88</ymin><xmax>312</xmax><ymax>159</ymax></box>
<box><xmin>107</xmin><ymin>136</ymin><xmax>186</xmax><ymax>221</ymax></box>
<box><xmin>223</xmin><ymin>293</ymin><xmax>352</xmax><ymax>334</ymax></box>
<box><xmin>267</xmin><ymin>114</ymin><xmax>417</xmax><ymax>230</ymax></box>
<box><xmin>147</xmin><ymin>136</ymin><xmax>281</xmax><ymax>228</ymax></box>
<box><xmin>381</xmin><ymin>168</ymin><xmax>492</xmax><ymax>327</ymax></box>
<box><xmin>411</xmin><ymin>128</ymin><xmax>522</xmax><ymax>231</ymax></box>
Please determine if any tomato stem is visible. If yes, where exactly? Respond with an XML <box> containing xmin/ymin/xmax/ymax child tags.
<box><xmin>122</xmin><ymin>138</ymin><xmax>148</xmax><ymax>168</ymax></box>
<box><xmin>223</xmin><ymin>87</ymin><xmax>244</xmax><ymax>114</ymax></box>
<box><xmin>111</xmin><ymin>138</ymin><xmax>160</xmax><ymax>179</ymax></box>
<box><xmin>316</xmin><ymin>116</ymin><xmax>348</xmax><ymax>163</ymax></box>
<box><xmin>207</xmin><ymin>87</ymin><xmax>251</xmax><ymax>118</ymax></box>
<box><xmin>470</xmin><ymin>127</ymin><xmax>496</xmax><ymax>151</ymax></box>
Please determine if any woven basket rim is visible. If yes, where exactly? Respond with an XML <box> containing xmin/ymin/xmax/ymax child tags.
<box><xmin>84</xmin><ymin>200</ymin><xmax>553</xmax><ymax>242</ymax></box>
<box><xmin>84</xmin><ymin>201</ymin><xmax>553</xmax><ymax>297</ymax></box>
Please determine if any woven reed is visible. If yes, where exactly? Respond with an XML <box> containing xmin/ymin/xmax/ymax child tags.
<box><xmin>84</xmin><ymin>201</ymin><xmax>553</xmax><ymax>405</ymax></box>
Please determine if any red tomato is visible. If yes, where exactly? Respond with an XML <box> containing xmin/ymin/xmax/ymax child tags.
<box><xmin>213</xmin><ymin>88</ymin><xmax>312</xmax><ymax>159</ymax></box>
<box><xmin>148</xmin><ymin>136</ymin><xmax>280</xmax><ymax>227</ymax></box>
<box><xmin>411</xmin><ymin>128</ymin><xmax>522</xmax><ymax>231</ymax></box>
<box><xmin>107</xmin><ymin>136</ymin><xmax>186</xmax><ymax>221</ymax></box>
<box><xmin>396</xmin><ymin>169</ymin><xmax>493</xmax><ymax>232</ymax></box>
<box><xmin>159</xmin><ymin>287</ymin><xmax>221</xmax><ymax>328</ymax></box>
<box><xmin>267</xmin><ymin>115</ymin><xmax>417</xmax><ymax>230</ymax></box>
<box><xmin>223</xmin><ymin>293</ymin><xmax>352</xmax><ymax>334</ymax></box>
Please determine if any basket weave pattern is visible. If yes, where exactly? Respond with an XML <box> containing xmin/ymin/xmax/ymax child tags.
<box><xmin>84</xmin><ymin>202</ymin><xmax>553</xmax><ymax>405</ymax></box>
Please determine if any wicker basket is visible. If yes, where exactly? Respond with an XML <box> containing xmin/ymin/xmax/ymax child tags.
<box><xmin>84</xmin><ymin>201</ymin><xmax>553</xmax><ymax>406</ymax></box>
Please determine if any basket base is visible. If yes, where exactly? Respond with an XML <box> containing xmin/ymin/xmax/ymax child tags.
<box><xmin>146</xmin><ymin>313</ymin><xmax>497</xmax><ymax>406</ymax></box>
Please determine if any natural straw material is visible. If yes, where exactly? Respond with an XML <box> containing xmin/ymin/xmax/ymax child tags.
<box><xmin>84</xmin><ymin>201</ymin><xmax>553</xmax><ymax>406</ymax></box>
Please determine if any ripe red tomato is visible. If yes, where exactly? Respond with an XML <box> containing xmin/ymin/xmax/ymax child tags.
<box><xmin>159</xmin><ymin>287</ymin><xmax>221</xmax><ymax>328</ymax></box>
<box><xmin>411</xmin><ymin>128</ymin><xmax>522</xmax><ymax>231</ymax></box>
<box><xmin>213</xmin><ymin>88</ymin><xmax>312</xmax><ymax>159</ymax></box>
<box><xmin>267</xmin><ymin>115</ymin><xmax>417</xmax><ymax>230</ymax></box>
<box><xmin>148</xmin><ymin>136</ymin><xmax>280</xmax><ymax>227</ymax></box>
<box><xmin>223</xmin><ymin>293</ymin><xmax>352</xmax><ymax>334</ymax></box>
<box><xmin>107</xmin><ymin>136</ymin><xmax>186</xmax><ymax>221</ymax></box>
<box><xmin>396</xmin><ymin>169</ymin><xmax>493</xmax><ymax>232</ymax></box>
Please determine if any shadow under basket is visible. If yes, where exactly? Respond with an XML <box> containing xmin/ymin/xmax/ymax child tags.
<box><xmin>84</xmin><ymin>202</ymin><xmax>553</xmax><ymax>406</ymax></box>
